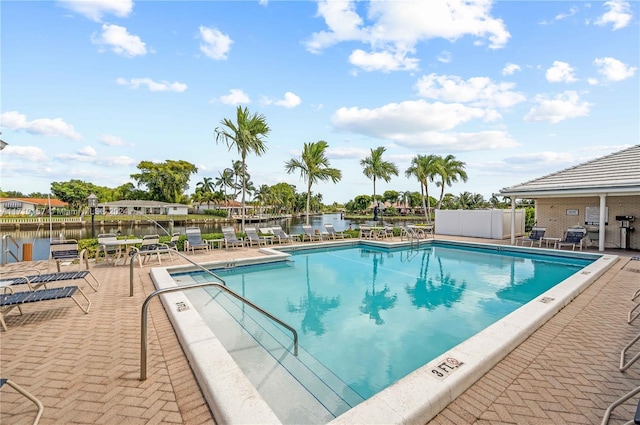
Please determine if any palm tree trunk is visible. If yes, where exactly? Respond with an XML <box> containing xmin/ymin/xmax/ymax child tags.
<box><xmin>306</xmin><ymin>181</ymin><xmax>311</xmax><ymax>225</ymax></box>
<box><xmin>241</xmin><ymin>156</ymin><xmax>246</xmax><ymax>231</ymax></box>
<box><xmin>437</xmin><ymin>179</ymin><xmax>446</xmax><ymax>210</ymax></box>
<box><xmin>420</xmin><ymin>182</ymin><xmax>430</xmax><ymax>224</ymax></box>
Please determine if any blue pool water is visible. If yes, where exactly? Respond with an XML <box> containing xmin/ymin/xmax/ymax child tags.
<box><xmin>182</xmin><ymin>243</ymin><xmax>593</xmax><ymax>404</ymax></box>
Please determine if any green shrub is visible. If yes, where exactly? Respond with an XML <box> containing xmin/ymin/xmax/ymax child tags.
<box><xmin>203</xmin><ymin>209</ymin><xmax>228</xmax><ymax>218</ymax></box>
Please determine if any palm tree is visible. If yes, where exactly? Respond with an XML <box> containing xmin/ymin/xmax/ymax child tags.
<box><xmin>214</xmin><ymin>169</ymin><xmax>234</xmax><ymax>202</ymax></box>
<box><xmin>435</xmin><ymin>155</ymin><xmax>468</xmax><ymax>210</ymax></box>
<box><xmin>360</xmin><ymin>147</ymin><xmax>399</xmax><ymax>214</ymax></box>
<box><xmin>405</xmin><ymin>154</ymin><xmax>440</xmax><ymax>224</ymax></box>
<box><xmin>284</xmin><ymin>140</ymin><xmax>342</xmax><ymax>224</ymax></box>
<box><xmin>215</xmin><ymin>106</ymin><xmax>270</xmax><ymax>230</ymax></box>
<box><xmin>195</xmin><ymin>177</ymin><xmax>215</xmax><ymax>210</ymax></box>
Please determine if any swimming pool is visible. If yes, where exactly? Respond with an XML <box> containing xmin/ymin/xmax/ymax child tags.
<box><xmin>151</xmin><ymin>240</ymin><xmax>617</xmax><ymax>425</ymax></box>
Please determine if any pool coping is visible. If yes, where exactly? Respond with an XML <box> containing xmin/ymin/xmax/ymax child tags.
<box><xmin>149</xmin><ymin>240</ymin><xmax>618</xmax><ymax>425</ymax></box>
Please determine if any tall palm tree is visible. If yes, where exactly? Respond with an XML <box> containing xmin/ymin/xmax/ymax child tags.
<box><xmin>215</xmin><ymin>106</ymin><xmax>270</xmax><ymax>230</ymax></box>
<box><xmin>360</xmin><ymin>147</ymin><xmax>399</xmax><ymax>211</ymax></box>
<box><xmin>405</xmin><ymin>154</ymin><xmax>440</xmax><ymax>223</ymax></box>
<box><xmin>435</xmin><ymin>155</ymin><xmax>468</xmax><ymax>210</ymax></box>
<box><xmin>284</xmin><ymin>140</ymin><xmax>342</xmax><ymax>224</ymax></box>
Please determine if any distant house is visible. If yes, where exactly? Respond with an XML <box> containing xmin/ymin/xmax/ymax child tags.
<box><xmin>500</xmin><ymin>144</ymin><xmax>640</xmax><ymax>251</ymax></box>
<box><xmin>0</xmin><ymin>197</ymin><xmax>68</xmax><ymax>216</ymax></box>
<box><xmin>97</xmin><ymin>200</ymin><xmax>188</xmax><ymax>216</ymax></box>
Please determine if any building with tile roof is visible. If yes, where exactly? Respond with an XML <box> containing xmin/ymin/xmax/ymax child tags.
<box><xmin>0</xmin><ymin>197</ymin><xmax>68</xmax><ymax>216</ymax></box>
<box><xmin>500</xmin><ymin>145</ymin><xmax>640</xmax><ymax>251</ymax></box>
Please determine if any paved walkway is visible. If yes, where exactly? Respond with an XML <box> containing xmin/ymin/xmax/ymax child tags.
<box><xmin>0</xmin><ymin>238</ymin><xmax>638</xmax><ymax>424</ymax></box>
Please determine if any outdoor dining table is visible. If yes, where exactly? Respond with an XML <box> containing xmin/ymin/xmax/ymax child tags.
<box><xmin>100</xmin><ymin>238</ymin><xmax>143</xmax><ymax>266</ymax></box>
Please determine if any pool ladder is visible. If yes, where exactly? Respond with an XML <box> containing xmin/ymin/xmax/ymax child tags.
<box><xmin>133</xmin><ymin>248</ymin><xmax>299</xmax><ymax>381</ymax></box>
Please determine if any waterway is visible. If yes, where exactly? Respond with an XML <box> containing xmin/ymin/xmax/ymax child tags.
<box><xmin>1</xmin><ymin>213</ymin><xmax>424</xmax><ymax>262</ymax></box>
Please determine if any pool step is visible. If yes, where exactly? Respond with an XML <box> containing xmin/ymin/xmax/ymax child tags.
<box><xmin>185</xmin><ymin>286</ymin><xmax>364</xmax><ymax>424</ymax></box>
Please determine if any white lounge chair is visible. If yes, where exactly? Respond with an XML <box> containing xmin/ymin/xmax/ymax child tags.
<box><xmin>301</xmin><ymin>224</ymin><xmax>323</xmax><ymax>242</ymax></box>
<box><xmin>515</xmin><ymin>227</ymin><xmax>546</xmax><ymax>247</ymax></box>
<box><xmin>245</xmin><ymin>227</ymin><xmax>272</xmax><ymax>247</ymax></box>
<box><xmin>185</xmin><ymin>227</ymin><xmax>210</xmax><ymax>254</ymax></box>
<box><xmin>324</xmin><ymin>223</ymin><xmax>350</xmax><ymax>239</ymax></box>
<box><xmin>222</xmin><ymin>226</ymin><xmax>246</xmax><ymax>249</ymax></box>
<box><xmin>271</xmin><ymin>225</ymin><xmax>294</xmax><ymax>244</ymax></box>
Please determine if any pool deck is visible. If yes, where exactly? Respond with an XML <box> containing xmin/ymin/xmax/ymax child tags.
<box><xmin>1</xmin><ymin>235</ymin><xmax>639</xmax><ymax>424</ymax></box>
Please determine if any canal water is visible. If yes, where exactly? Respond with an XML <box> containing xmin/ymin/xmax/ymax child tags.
<box><xmin>1</xmin><ymin>213</ymin><xmax>424</xmax><ymax>262</ymax></box>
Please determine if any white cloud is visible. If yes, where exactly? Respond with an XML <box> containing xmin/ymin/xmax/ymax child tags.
<box><xmin>502</xmin><ymin>63</ymin><xmax>521</xmax><ymax>75</ymax></box>
<box><xmin>555</xmin><ymin>6</ymin><xmax>579</xmax><ymax>21</ymax></box>
<box><xmin>58</xmin><ymin>0</ymin><xmax>133</xmax><ymax>22</ymax></box>
<box><xmin>326</xmin><ymin>147</ymin><xmax>371</xmax><ymax>160</ymax></box>
<box><xmin>0</xmin><ymin>145</ymin><xmax>49</xmax><ymax>162</ymax></box>
<box><xmin>594</xmin><ymin>57</ymin><xmax>637</xmax><ymax>82</ymax></box>
<box><xmin>199</xmin><ymin>26</ymin><xmax>233</xmax><ymax>60</ymax></box>
<box><xmin>77</xmin><ymin>146</ymin><xmax>96</xmax><ymax>156</ymax></box>
<box><xmin>415</xmin><ymin>73</ymin><xmax>526</xmax><ymax>109</ymax></box>
<box><xmin>274</xmin><ymin>92</ymin><xmax>302</xmax><ymax>108</ymax></box>
<box><xmin>332</xmin><ymin>100</ymin><xmax>496</xmax><ymax>140</ymax></box>
<box><xmin>524</xmin><ymin>91</ymin><xmax>593</xmax><ymax>124</ymax></box>
<box><xmin>437</xmin><ymin>51</ymin><xmax>452</xmax><ymax>64</ymax></box>
<box><xmin>95</xmin><ymin>156</ymin><xmax>137</xmax><ymax>166</ymax></box>
<box><xmin>99</xmin><ymin>134</ymin><xmax>129</xmax><ymax>146</ymax></box>
<box><xmin>220</xmin><ymin>89</ymin><xmax>250</xmax><ymax>105</ymax></box>
<box><xmin>92</xmin><ymin>24</ymin><xmax>147</xmax><ymax>57</ymax></box>
<box><xmin>595</xmin><ymin>0</ymin><xmax>632</xmax><ymax>30</ymax></box>
<box><xmin>116</xmin><ymin>77</ymin><xmax>187</xmax><ymax>92</ymax></box>
<box><xmin>305</xmin><ymin>0</ymin><xmax>510</xmax><ymax>72</ymax></box>
<box><xmin>392</xmin><ymin>130</ymin><xmax>519</xmax><ymax>152</ymax></box>
<box><xmin>545</xmin><ymin>61</ymin><xmax>577</xmax><ymax>83</ymax></box>
<box><xmin>55</xmin><ymin>152</ymin><xmax>137</xmax><ymax>166</ymax></box>
<box><xmin>349</xmin><ymin>49</ymin><xmax>419</xmax><ymax>72</ymax></box>
<box><xmin>0</xmin><ymin>111</ymin><xmax>82</xmax><ymax>140</ymax></box>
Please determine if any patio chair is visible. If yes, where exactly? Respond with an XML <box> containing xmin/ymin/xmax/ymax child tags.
<box><xmin>271</xmin><ymin>225</ymin><xmax>294</xmax><ymax>244</ymax></box>
<box><xmin>602</xmin><ymin>385</ymin><xmax>640</xmax><ymax>425</ymax></box>
<box><xmin>222</xmin><ymin>226</ymin><xmax>246</xmax><ymax>249</ymax></box>
<box><xmin>185</xmin><ymin>227</ymin><xmax>210</xmax><ymax>254</ymax></box>
<box><xmin>95</xmin><ymin>233</ymin><xmax>120</xmax><ymax>264</ymax></box>
<box><xmin>245</xmin><ymin>227</ymin><xmax>272</xmax><ymax>247</ymax></box>
<box><xmin>382</xmin><ymin>225</ymin><xmax>395</xmax><ymax>239</ymax></box>
<box><xmin>49</xmin><ymin>240</ymin><xmax>89</xmax><ymax>272</ymax></box>
<box><xmin>359</xmin><ymin>225</ymin><xmax>374</xmax><ymax>239</ymax></box>
<box><xmin>0</xmin><ymin>378</ymin><xmax>44</xmax><ymax>425</ymax></box>
<box><xmin>0</xmin><ymin>268</ymin><xmax>101</xmax><ymax>292</ymax></box>
<box><xmin>515</xmin><ymin>226</ymin><xmax>546</xmax><ymax>247</ymax></box>
<box><xmin>324</xmin><ymin>223</ymin><xmax>350</xmax><ymax>239</ymax></box>
<box><xmin>162</xmin><ymin>232</ymin><xmax>181</xmax><ymax>261</ymax></box>
<box><xmin>130</xmin><ymin>235</ymin><xmax>167</xmax><ymax>267</ymax></box>
<box><xmin>557</xmin><ymin>227</ymin><xmax>587</xmax><ymax>251</ymax></box>
<box><xmin>301</xmin><ymin>224</ymin><xmax>323</xmax><ymax>242</ymax></box>
<box><xmin>0</xmin><ymin>286</ymin><xmax>91</xmax><ymax>331</ymax></box>
<box><xmin>400</xmin><ymin>225</ymin><xmax>426</xmax><ymax>242</ymax></box>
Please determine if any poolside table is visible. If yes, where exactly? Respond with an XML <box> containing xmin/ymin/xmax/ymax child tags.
<box><xmin>100</xmin><ymin>239</ymin><xmax>143</xmax><ymax>266</ymax></box>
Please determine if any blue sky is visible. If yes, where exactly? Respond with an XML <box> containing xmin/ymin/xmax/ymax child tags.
<box><xmin>1</xmin><ymin>0</ymin><xmax>638</xmax><ymax>204</ymax></box>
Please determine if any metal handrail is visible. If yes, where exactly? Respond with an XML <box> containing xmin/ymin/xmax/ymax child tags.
<box><xmin>2</xmin><ymin>234</ymin><xmax>20</xmax><ymax>265</ymax></box>
<box><xmin>140</xmin><ymin>281</ymin><xmax>299</xmax><ymax>380</ymax></box>
<box><xmin>130</xmin><ymin>247</ymin><xmax>227</xmax><ymax>296</ymax></box>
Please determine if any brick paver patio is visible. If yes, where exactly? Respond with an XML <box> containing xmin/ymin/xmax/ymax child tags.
<box><xmin>1</xmin><ymin>237</ymin><xmax>638</xmax><ymax>424</ymax></box>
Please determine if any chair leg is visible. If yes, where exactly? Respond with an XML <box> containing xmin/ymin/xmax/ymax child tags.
<box><xmin>621</xmin><ymin>333</ymin><xmax>640</xmax><ymax>372</ymax></box>
<box><xmin>601</xmin><ymin>385</ymin><xmax>640</xmax><ymax>425</ymax></box>
<box><xmin>1</xmin><ymin>379</ymin><xmax>44</xmax><ymax>425</ymax></box>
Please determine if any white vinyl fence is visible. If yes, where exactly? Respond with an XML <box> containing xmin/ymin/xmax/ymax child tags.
<box><xmin>434</xmin><ymin>209</ymin><xmax>525</xmax><ymax>239</ymax></box>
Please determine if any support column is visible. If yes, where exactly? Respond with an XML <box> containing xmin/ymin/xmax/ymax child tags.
<box><xmin>599</xmin><ymin>194</ymin><xmax>606</xmax><ymax>252</ymax></box>
<box><xmin>510</xmin><ymin>197</ymin><xmax>516</xmax><ymax>245</ymax></box>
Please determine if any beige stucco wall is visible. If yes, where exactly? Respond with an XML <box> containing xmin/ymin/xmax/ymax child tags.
<box><xmin>534</xmin><ymin>195</ymin><xmax>639</xmax><ymax>250</ymax></box>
